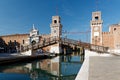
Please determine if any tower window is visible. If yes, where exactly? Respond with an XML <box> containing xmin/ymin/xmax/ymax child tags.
<box><xmin>114</xmin><ymin>28</ymin><xmax>116</xmax><ymax>31</ymax></box>
<box><xmin>95</xmin><ymin>16</ymin><xmax>99</xmax><ymax>20</ymax></box>
<box><xmin>23</xmin><ymin>40</ymin><xmax>24</xmax><ymax>44</ymax></box>
<box><xmin>54</xmin><ymin>20</ymin><xmax>57</xmax><ymax>23</ymax></box>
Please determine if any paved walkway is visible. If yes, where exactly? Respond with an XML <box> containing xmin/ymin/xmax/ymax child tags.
<box><xmin>89</xmin><ymin>56</ymin><xmax>120</xmax><ymax>80</ymax></box>
<box><xmin>75</xmin><ymin>50</ymin><xmax>120</xmax><ymax>80</ymax></box>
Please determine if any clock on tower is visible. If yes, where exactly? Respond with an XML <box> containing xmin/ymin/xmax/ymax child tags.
<box><xmin>94</xmin><ymin>26</ymin><xmax>99</xmax><ymax>31</ymax></box>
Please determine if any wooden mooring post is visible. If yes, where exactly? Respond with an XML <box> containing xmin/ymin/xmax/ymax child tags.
<box><xmin>80</xmin><ymin>47</ymin><xmax>85</xmax><ymax>62</ymax></box>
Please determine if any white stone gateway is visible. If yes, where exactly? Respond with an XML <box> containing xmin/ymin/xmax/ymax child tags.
<box><xmin>29</xmin><ymin>24</ymin><xmax>40</xmax><ymax>44</ymax></box>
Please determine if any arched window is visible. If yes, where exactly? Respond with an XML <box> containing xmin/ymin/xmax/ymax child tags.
<box><xmin>31</xmin><ymin>40</ymin><xmax>36</xmax><ymax>45</ymax></box>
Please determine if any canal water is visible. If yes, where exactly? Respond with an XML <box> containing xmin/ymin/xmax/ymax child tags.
<box><xmin>0</xmin><ymin>52</ymin><xmax>83</xmax><ymax>80</ymax></box>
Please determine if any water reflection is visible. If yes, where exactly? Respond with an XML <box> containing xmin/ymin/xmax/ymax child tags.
<box><xmin>0</xmin><ymin>52</ymin><xmax>82</xmax><ymax>80</ymax></box>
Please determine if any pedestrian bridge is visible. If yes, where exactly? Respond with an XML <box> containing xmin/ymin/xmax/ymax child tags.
<box><xmin>21</xmin><ymin>37</ymin><xmax>109</xmax><ymax>54</ymax></box>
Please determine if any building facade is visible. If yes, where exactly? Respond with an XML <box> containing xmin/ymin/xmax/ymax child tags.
<box><xmin>0</xmin><ymin>34</ymin><xmax>29</xmax><ymax>53</ymax></box>
<box><xmin>91</xmin><ymin>11</ymin><xmax>120</xmax><ymax>50</ymax></box>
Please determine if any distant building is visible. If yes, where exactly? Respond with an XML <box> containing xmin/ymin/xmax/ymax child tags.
<box><xmin>0</xmin><ymin>15</ymin><xmax>62</xmax><ymax>53</ymax></box>
<box><xmin>91</xmin><ymin>11</ymin><xmax>120</xmax><ymax>50</ymax></box>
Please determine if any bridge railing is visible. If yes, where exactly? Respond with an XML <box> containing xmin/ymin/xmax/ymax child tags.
<box><xmin>61</xmin><ymin>37</ymin><xmax>90</xmax><ymax>48</ymax></box>
<box><xmin>61</xmin><ymin>37</ymin><xmax>109</xmax><ymax>53</ymax></box>
<box><xmin>61</xmin><ymin>38</ymin><xmax>80</xmax><ymax>45</ymax></box>
<box><xmin>20</xmin><ymin>36</ymin><xmax>60</xmax><ymax>52</ymax></box>
<box><xmin>32</xmin><ymin>37</ymin><xmax>58</xmax><ymax>50</ymax></box>
<box><xmin>90</xmin><ymin>44</ymin><xmax>109</xmax><ymax>53</ymax></box>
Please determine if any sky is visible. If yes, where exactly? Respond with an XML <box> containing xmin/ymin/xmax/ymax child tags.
<box><xmin>0</xmin><ymin>0</ymin><xmax>120</xmax><ymax>42</ymax></box>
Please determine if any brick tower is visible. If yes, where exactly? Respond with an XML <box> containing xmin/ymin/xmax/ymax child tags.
<box><xmin>50</xmin><ymin>16</ymin><xmax>62</xmax><ymax>53</ymax></box>
<box><xmin>50</xmin><ymin>16</ymin><xmax>62</xmax><ymax>38</ymax></box>
<box><xmin>90</xmin><ymin>11</ymin><xmax>103</xmax><ymax>45</ymax></box>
